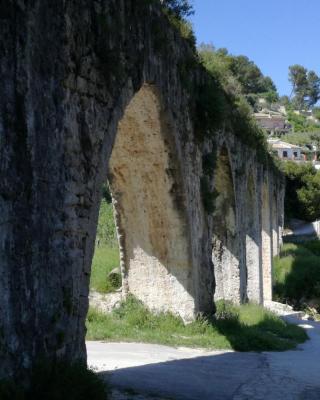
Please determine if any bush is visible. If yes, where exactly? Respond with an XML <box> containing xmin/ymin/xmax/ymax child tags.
<box><xmin>0</xmin><ymin>362</ymin><xmax>108</xmax><ymax>400</ymax></box>
<box><xmin>274</xmin><ymin>242</ymin><xmax>320</xmax><ymax>310</ymax></box>
<box><xmin>303</xmin><ymin>240</ymin><xmax>320</xmax><ymax>256</ymax></box>
<box><xmin>161</xmin><ymin>0</ymin><xmax>194</xmax><ymax>18</ymax></box>
<box><xmin>282</xmin><ymin>161</ymin><xmax>320</xmax><ymax>222</ymax></box>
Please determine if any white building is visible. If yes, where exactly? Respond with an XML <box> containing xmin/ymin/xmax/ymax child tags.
<box><xmin>268</xmin><ymin>139</ymin><xmax>303</xmax><ymax>160</ymax></box>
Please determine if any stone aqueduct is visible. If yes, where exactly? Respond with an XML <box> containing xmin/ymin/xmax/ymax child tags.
<box><xmin>0</xmin><ymin>1</ymin><xmax>284</xmax><ymax>377</ymax></box>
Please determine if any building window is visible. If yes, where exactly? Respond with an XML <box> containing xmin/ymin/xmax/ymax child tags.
<box><xmin>293</xmin><ymin>151</ymin><xmax>298</xmax><ymax>158</ymax></box>
<box><xmin>283</xmin><ymin>151</ymin><xmax>288</xmax><ymax>158</ymax></box>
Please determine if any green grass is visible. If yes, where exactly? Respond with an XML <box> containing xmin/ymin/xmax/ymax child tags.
<box><xmin>89</xmin><ymin>199</ymin><xmax>308</xmax><ymax>351</ymax></box>
<box><xmin>273</xmin><ymin>242</ymin><xmax>320</xmax><ymax>305</ymax></box>
<box><xmin>96</xmin><ymin>200</ymin><xmax>118</xmax><ymax>247</ymax></box>
<box><xmin>90</xmin><ymin>198</ymin><xmax>121</xmax><ymax>294</ymax></box>
<box><xmin>86</xmin><ymin>296</ymin><xmax>307</xmax><ymax>352</ymax></box>
<box><xmin>90</xmin><ymin>245</ymin><xmax>120</xmax><ymax>294</ymax></box>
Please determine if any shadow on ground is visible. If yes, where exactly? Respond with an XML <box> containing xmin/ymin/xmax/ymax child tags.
<box><xmin>86</xmin><ymin>313</ymin><xmax>320</xmax><ymax>399</ymax></box>
<box><xmin>100</xmin><ymin>351</ymin><xmax>264</xmax><ymax>400</ymax></box>
<box><xmin>211</xmin><ymin>303</ymin><xmax>307</xmax><ymax>352</ymax></box>
<box><xmin>94</xmin><ymin>321</ymin><xmax>318</xmax><ymax>400</ymax></box>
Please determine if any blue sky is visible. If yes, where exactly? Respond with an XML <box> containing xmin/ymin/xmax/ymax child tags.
<box><xmin>190</xmin><ymin>0</ymin><xmax>320</xmax><ymax>96</ymax></box>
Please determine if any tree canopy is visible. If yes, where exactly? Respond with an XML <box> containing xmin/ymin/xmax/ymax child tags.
<box><xmin>282</xmin><ymin>162</ymin><xmax>320</xmax><ymax>222</ymax></box>
<box><xmin>198</xmin><ymin>44</ymin><xmax>279</xmax><ymax>108</ymax></box>
<box><xmin>289</xmin><ymin>64</ymin><xmax>320</xmax><ymax>110</ymax></box>
<box><xmin>161</xmin><ymin>0</ymin><xmax>194</xmax><ymax>18</ymax></box>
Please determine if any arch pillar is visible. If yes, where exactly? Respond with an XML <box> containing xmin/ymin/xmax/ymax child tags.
<box><xmin>212</xmin><ymin>147</ymin><xmax>241</xmax><ymax>303</ymax></box>
<box><xmin>246</xmin><ymin>174</ymin><xmax>263</xmax><ymax>304</ymax></box>
<box><xmin>261</xmin><ymin>177</ymin><xmax>273</xmax><ymax>302</ymax></box>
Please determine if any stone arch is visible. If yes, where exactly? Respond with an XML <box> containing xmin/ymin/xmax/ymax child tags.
<box><xmin>0</xmin><ymin>0</ymin><xmax>285</xmax><ymax>378</ymax></box>
<box><xmin>261</xmin><ymin>178</ymin><xmax>273</xmax><ymax>302</ymax></box>
<box><xmin>212</xmin><ymin>146</ymin><xmax>240</xmax><ymax>303</ymax></box>
<box><xmin>245</xmin><ymin>173</ymin><xmax>262</xmax><ymax>303</ymax></box>
<box><xmin>106</xmin><ymin>84</ymin><xmax>195</xmax><ymax>321</ymax></box>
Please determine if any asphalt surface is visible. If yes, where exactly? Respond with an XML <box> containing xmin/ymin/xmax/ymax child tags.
<box><xmin>87</xmin><ymin>315</ymin><xmax>320</xmax><ymax>399</ymax></box>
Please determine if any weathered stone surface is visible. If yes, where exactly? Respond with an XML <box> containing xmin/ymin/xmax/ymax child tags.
<box><xmin>89</xmin><ymin>291</ymin><xmax>122</xmax><ymax>314</ymax></box>
<box><xmin>109</xmin><ymin>84</ymin><xmax>197</xmax><ymax>321</ymax></box>
<box><xmin>209</xmin><ymin>134</ymin><xmax>284</xmax><ymax>305</ymax></box>
<box><xmin>0</xmin><ymin>0</ymin><xmax>284</xmax><ymax>378</ymax></box>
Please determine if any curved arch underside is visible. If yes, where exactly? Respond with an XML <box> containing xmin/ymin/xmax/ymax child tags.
<box><xmin>108</xmin><ymin>84</ymin><xmax>195</xmax><ymax>321</ymax></box>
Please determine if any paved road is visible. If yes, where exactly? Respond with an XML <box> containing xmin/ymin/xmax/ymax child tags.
<box><xmin>87</xmin><ymin>315</ymin><xmax>320</xmax><ymax>399</ymax></box>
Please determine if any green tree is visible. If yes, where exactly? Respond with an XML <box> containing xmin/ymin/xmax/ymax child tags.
<box><xmin>288</xmin><ymin>65</ymin><xmax>320</xmax><ymax>110</ymax></box>
<box><xmin>307</xmin><ymin>70</ymin><xmax>320</xmax><ymax>107</ymax></box>
<box><xmin>230</xmin><ymin>55</ymin><xmax>264</xmax><ymax>94</ymax></box>
<box><xmin>279</xmin><ymin>95</ymin><xmax>290</xmax><ymax>107</ymax></box>
<box><xmin>198</xmin><ymin>43</ymin><xmax>241</xmax><ymax>96</ymax></box>
<box><xmin>260</xmin><ymin>76</ymin><xmax>278</xmax><ymax>93</ymax></box>
<box><xmin>282</xmin><ymin>131</ymin><xmax>320</xmax><ymax>149</ymax></box>
<box><xmin>161</xmin><ymin>0</ymin><xmax>194</xmax><ymax>18</ymax></box>
<box><xmin>261</xmin><ymin>90</ymin><xmax>279</xmax><ymax>105</ymax></box>
<box><xmin>282</xmin><ymin>161</ymin><xmax>320</xmax><ymax>222</ymax></box>
<box><xmin>313</xmin><ymin>107</ymin><xmax>320</xmax><ymax>120</ymax></box>
<box><xmin>297</xmin><ymin>172</ymin><xmax>320</xmax><ymax>221</ymax></box>
<box><xmin>198</xmin><ymin>44</ymin><xmax>278</xmax><ymax>102</ymax></box>
<box><xmin>289</xmin><ymin>64</ymin><xmax>308</xmax><ymax>109</ymax></box>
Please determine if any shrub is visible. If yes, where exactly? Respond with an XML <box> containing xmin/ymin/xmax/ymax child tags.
<box><xmin>274</xmin><ymin>242</ymin><xmax>320</xmax><ymax>309</ymax></box>
<box><xmin>161</xmin><ymin>0</ymin><xmax>194</xmax><ymax>18</ymax></box>
<box><xmin>282</xmin><ymin>161</ymin><xmax>320</xmax><ymax>222</ymax></box>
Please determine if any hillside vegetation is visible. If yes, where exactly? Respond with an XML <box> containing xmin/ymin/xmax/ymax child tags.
<box><xmin>198</xmin><ymin>44</ymin><xmax>278</xmax><ymax>108</ymax></box>
<box><xmin>282</xmin><ymin>161</ymin><xmax>320</xmax><ymax>222</ymax></box>
<box><xmin>274</xmin><ymin>241</ymin><xmax>320</xmax><ymax>319</ymax></box>
<box><xmin>281</xmin><ymin>131</ymin><xmax>320</xmax><ymax>149</ymax></box>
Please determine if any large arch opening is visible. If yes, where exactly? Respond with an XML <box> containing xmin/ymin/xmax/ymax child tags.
<box><xmin>90</xmin><ymin>84</ymin><xmax>196</xmax><ymax>322</ymax></box>
<box><xmin>245</xmin><ymin>174</ymin><xmax>262</xmax><ymax>303</ymax></box>
<box><xmin>212</xmin><ymin>146</ymin><xmax>240</xmax><ymax>303</ymax></box>
<box><xmin>261</xmin><ymin>180</ymin><xmax>272</xmax><ymax>302</ymax></box>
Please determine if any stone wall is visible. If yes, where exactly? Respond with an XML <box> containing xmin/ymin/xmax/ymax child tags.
<box><xmin>208</xmin><ymin>134</ymin><xmax>284</xmax><ymax>305</ymax></box>
<box><xmin>0</xmin><ymin>0</ymin><xmax>284</xmax><ymax>378</ymax></box>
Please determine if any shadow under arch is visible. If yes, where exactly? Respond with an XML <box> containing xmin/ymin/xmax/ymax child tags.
<box><xmin>212</xmin><ymin>146</ymin><xmax>241</xmax><ymax>303</ymax></box>
<box><xmin>105</xmin><ymin>83</ymin><xmax>196</xmax><ymax>322</ymax></box>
